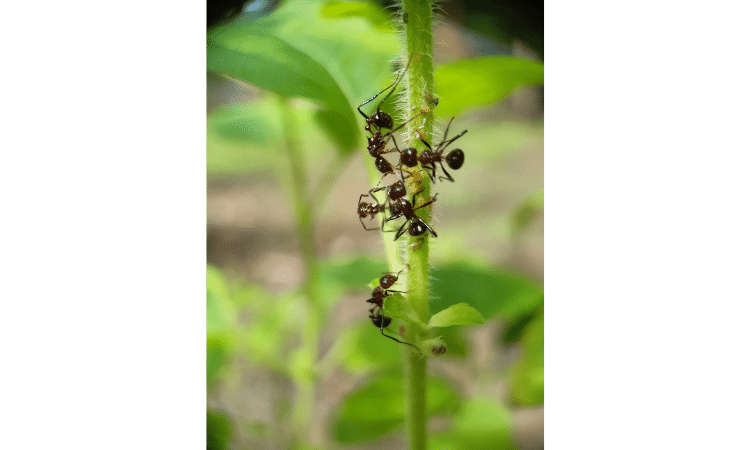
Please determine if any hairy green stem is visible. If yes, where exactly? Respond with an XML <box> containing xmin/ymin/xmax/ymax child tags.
<box><xmin>277</xmin><ymin>96</ymin><xmax>321</xmax><ymax>448</ymax></box>
<box><xmin>401</xmin><ymin>1</ymin><xmax>434</xmax><ymax>449</ymax></box>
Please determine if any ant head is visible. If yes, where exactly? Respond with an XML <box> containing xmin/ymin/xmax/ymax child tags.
<box><xmin>372</xmin><ymin>111</ymin><xmax>393</xmax><ymax>130</ymax></box>
<box><xmin>446</xmin><ymin>149</ymin><xmax>464</xmax><ymax>170</ymax></box>
<box><xmin>408</xmin><ymin>218</ymin><xmax>428</xmax><ymax>236</ymax></box>
<box><xmin>357</xmin><ymin>201</ymin><xmax>371</xmax><ymax>218</ymax></box>
<box><xmin>374</xmin><ymin>156</ymin><xmax>393</xmax><ymax>174</ymax></box>
<box><xmin>388</xmin><ymin>180</ymin><xmax>407</xmax><ymax>200</ymax></box>
<box><xmin>400</xmin><ymin>147</ymin><xmax>418</xmax><ymax>167</ymax></box>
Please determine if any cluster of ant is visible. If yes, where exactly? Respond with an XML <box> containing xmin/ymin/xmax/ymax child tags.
<box><xmin>356</xmin><ymin>58</ymin><xmax>467</xmax><ymax>353</ymax></box>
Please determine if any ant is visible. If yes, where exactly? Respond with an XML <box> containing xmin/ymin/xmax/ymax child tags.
<box><xmin>358</xmin><ymin>56</ymin><xmax>427</xmax><ymax>162</ymax></box>
<box><xmin>356</xmin><ymin>179</ymin><xmax>409</xmax><ymax>232</ymax></box>
<box><xmin>400</xmin><ymin>117</ymin><xmax>467</xmax><ymax>183</ymax></box>
<box><xmin>358</xmin><ymin>56</ymin><xmax>413</xmax><ymax>135</ymax></box>
<box><xmin>366</xmin><ymin>269</ymin><xmax>420</xmax><ymax>352</ymax></box>
<box><xmin>385</xmin><ymin>188</ymin><xmax>439</xmax><ymax>241</ymax></box>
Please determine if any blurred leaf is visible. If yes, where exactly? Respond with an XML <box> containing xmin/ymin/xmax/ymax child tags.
<box><xmin>383</xmin><ymin>293</ymin><xmax>424</xmax><ymax>326</ymax></box>
<box><xmin>321</xmin><ymin>0</ymin><xmax>393</xmax><ymax>31</ymax></box>
<box><xmin>436</xmin><ymin>325</ymin><xmax>469</xmax><ymax>358</ymax></box>
<box><xmin>208</xmin><ymin>0</ymin><xmax>400</xmax><ymax>154</ymax></box>
<box><xmin>207</xmin><ymin>335</ymin><xmax>230</xmax><ymax>387</ymax></box>
<box><xmin>511</xmin><ymin>189</ymin><xmax>544</xmax><ymax>238</ymax></box>
<box><xmin>430</xmin><ymin>397</ymin><xmax>514</xmax><ymax>450</ymax></box>
<box><xmin>207</xmin><ymin>411</ymin><xmax>233</xmax><ymax>450</ymax></box>
<box><xmin>208</xmin><ymin>99</ymin><xmax>284</xmax><ymax>145</ymax></box>
<box><xmin>501</xmin><ymin>308</ymin><xmax>538</xmax><ymax>344</ymax></box>
<box><xmin>333</xmin><ymin>375</ymin><xmax>460</xmax><ymax>443</ymax></box>
<box><xmin>431</xmin><ymin>263</ymin><xmax>543</xmax><ymax>323</ymax></box>
<box><xmin>318</xmin><ymin>256</ymin><xmax>388</xmax><ymax>308</ymax></box>
<box><xmin>428</xmin><ymin>303</ymin><xmax>485</xmax><ymax>328</ymax></box>
<box><xmin>509</xmin><ymin>307</ymin><xmax>544</xmax><ymax>406</ymax></box>
<box><xmin>206</xmin><ymin>266</ymin><xmax>238</xmax><ymax>377</ymax></box>
<box><xmin>435</xmin><ymin>56</ymin><xmax>544</xmax><ymax>117</ymax></box>
<box><xmin>336</xmin><ymin>320</ymin><xmax>402</xmax><ymax>374</ymax></box>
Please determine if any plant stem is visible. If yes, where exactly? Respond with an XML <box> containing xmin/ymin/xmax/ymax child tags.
<box><xmin>277</xmin><ymin>96</ymin><xmax>321</xmax><ymax>449</ymax></box>
<box><xmin>401</xmin><ymin>1</ymin><xmax>434</xmax><ymax>449</ymax></box>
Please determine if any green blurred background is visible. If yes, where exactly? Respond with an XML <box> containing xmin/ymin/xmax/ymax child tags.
<box><xmin>207</xmin><ymin>1</ymin><xmax>543</xmax><ymax>449</ymax></box>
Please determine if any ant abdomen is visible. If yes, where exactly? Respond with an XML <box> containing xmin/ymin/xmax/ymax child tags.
<box><xmin>446</xmin><ymin>149</ymin><xmax>464</xmax><ymax>170</ymax></box>
<box><xmin>370</xmin><ymin>310</ymin><xmax>392</xmax><ymax>328</ymax></box>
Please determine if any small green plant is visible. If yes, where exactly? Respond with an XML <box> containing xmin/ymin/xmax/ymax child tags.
<box><xmin>207</xmin><ymin>1</ymin><xmax>544</xmax><ymax>449</ymax></box>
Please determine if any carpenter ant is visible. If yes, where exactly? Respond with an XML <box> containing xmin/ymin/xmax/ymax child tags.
<box><xmin>400</xmin><ymin>117</ymin><xmax>467</xmax><ymax>183</ymax></box>
<box><xmin>357</xmin><ymin>193</ymin><xmax>387</xmax><ymax>231</ymax></box>
<box><xmin>357</xmin><ymin>179</ymin><xmax>410</xmax><ymax>232</ymax></box>
<box><xmin>358</xmin><ymin>56</ymin><xmax>413</xmax><ymax>135</ymax></box>
<box><xmin>366</xmin><ymin>270</ymin><xmax>420</xmax><ymax>351</ymax></box>
<box><xmin>385</xmin><ymin>188</ymin><xmax>439</xmax><ymax>241</ymax></box>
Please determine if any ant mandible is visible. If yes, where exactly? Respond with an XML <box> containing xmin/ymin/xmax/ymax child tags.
<box><xmin>400</xmin><ymin>117</ymin><xmax>467</xmax><ymax>183</ymax></box>
<box><xmin>366</xmin><ymin>269</ymin><xmax>420</xmax><ymax>352</ymax></box>
<box><xmin>385</xmin><ymin>188</ymin><xmax>439</xmax><ymax>241</ymax></box>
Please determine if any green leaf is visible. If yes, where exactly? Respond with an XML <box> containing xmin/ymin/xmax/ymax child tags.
<box><xmin>333</xmin><ymin>375</ymin><xmax>460</xmax><ymax>443</ymax></box>
<box><xmin>336</xmin><ymin>320</ymin><xmax>402</xmax><ymax>374</ymax></box>
<box><xmin>434</xmin><ymin>56</ymin><xmax>544</xmax><ymax>117</ymax></box>
<box><xmin>207</xmin><ymin>0</ymin><xmax>401</xmax><ymax>154</ymax></box>
<box><xmin>207</xmin><ymin>265</ymin><xmax>236</xmax><ymax>334</ymax></box>
<box><xmin>430</xmin><ymin>397</ymin><xmax>514</xmax><ymax>450</ymax></box>
<box><xmin>511</xmin><ymin>189</ymin><xmax>544</xmax><ymax>238</ymax></box>
<box><xmin>321</xmin><ymin>0</ymin><xmax>393</xmax><ymax>32</ymax></box>
<box><xmin>207</xmin><ymin>411</ymin><xmax>233</xmax><ymax>450</ymax></box>
<box><xmin>383</xmin><ymin>293</ymin><xmax>424</xmax><ymax>326</ymax></box>
<box><xmin>207</xmin><ymin>335</ymin><xmax>229</xmax><ymax>387</ymax></box>
<box><xmin>208</xmin><ymin>99</ymin><xmax>284</xmax><ymax>146</ymax></box>
<box><xmin>428</xmin><ymin>303</ymin><xmax>485</xmax><ymax>328</ymax></box>
<box><xmin>509</xmin><ymin>307</ymin><xmax>544</xmax><ymax>406</ymax></box>
<box><xmin>431</xmin><ymin>263</ymin><xmax>544</xmax><ymax>323</ymax></box>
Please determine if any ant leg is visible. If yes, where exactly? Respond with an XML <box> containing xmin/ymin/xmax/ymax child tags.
<box><xmin>410</xmin><ymin>187</ymin><xmax>426</xmax><ymax>206</ymax></box>
<box><xmin>382</xmin><ymin>108</ymin><xmax>426</xmax><ymax>142</ymax></box>
<box><xmin>442</xmin><ymin>117</ymin><xmax>455</xmax><ymax>144</ymax></box>
<box><xmin>437</xmin><ymin>161</ymin><xmax>455</xmax><ymax>182</ymax></box>
<box><xmin>417</xmin><ymin>218</ymin><xmax>438</xmax><ymax>238</ymax></box>
<box><xmin>418</xmin><ymin>136</ymin><xmax>433</xmax><ymax>151</ymax></box>
<box><xmin>385</xmin><ymin>212</ymin><xmax>404</xmax><ymax>224</ymax></box>
<box><xmin>393</xmin><ymin>220</ymin><xmax>409</xmax><ymax>241</ymax></box>
<box><xmin>436</xmin><ymin>129</ymin><xmax>468</xmax><ymax>153</ymax></box>
<box><xmin>377</xmin><ymin>306</ymin><xmax>421</xmax><ymax>352</ymax></box>
<box><xmin>380</xmin><ymin>214</ymin><xmax>397</xmax><ymax>233</ymax></box>
<box><xmin>376</xmin><ymin>56</ymin><xmax>412</xmax><ymax>111</ymax></box>
<box><xmin>413</xmin><ymin>193</ymin><xmax>438</xmax><ymax>211</ymax></box>
<box><xmin>360</xmin><ymin>216</ymin><xmax>380</xmax><ymax>231</ymax></box>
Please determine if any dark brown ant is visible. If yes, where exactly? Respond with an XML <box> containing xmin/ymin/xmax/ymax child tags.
<box><xmin>400</xmin><ymin>117</ymin><xmax>467</xmax><ymax>183</ymax></box>
<box><xmin>385</xmin><ymin>188</ymin><xmax>439</xmax><ymax>241</ymax></box>
<box><xmin>366</xmin><ymin>270</ymin><xmax>420</xmax><ymax>352</ymax></box>
<box><xmin>357</xmin><ymin>193</ymin><xmax>387</xmax><ymax>231</ymax></box>
<box><xmin>357</xmin><ymin>179</ymin><xmax>410</xmax><ymax>232</ymax></box>
<box><xmin>358</xmin><ymin>56</ymin><xmax>413</xmax><ymax>135</ymax></box>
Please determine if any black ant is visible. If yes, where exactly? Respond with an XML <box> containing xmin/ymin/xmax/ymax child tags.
<box><xmin>358</xmin><ymin>56</ymin><xmax>413</xmax><ymax>135</ymax></box>
<box><xmin>366</xmin><ymin>270</ymin><xmax>420</xmax><ymax>352</ymax></box>
<box><xmin>385</xmin><ymin>188</ymin><xmax>439</xmax><ymax>241</ymax></box>
<box><xmin>400</xmin><ymin>117</ymin><xmax>467</xmax><ymax>183</ymax></box>
<box><xmin>358</xmin><ymin>56</ymin><xmax>428</xmax><ymax>163</ymax></box>
<box><xmin>356</xmin><ymin>179</ymin><xmax>409</xmax><ymax>232</ymax></box>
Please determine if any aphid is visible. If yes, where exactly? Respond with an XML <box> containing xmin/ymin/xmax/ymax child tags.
<box><xmin>366</xmin><ymin>270</ymin><xmax>420</xmax><ymax>351</ymax></box>
<box><xmin>400</xmin><ymin>117</ymin><xmax>467</xmax><ymax>183</ymax></box>
<box><xmin>385</xmin><ymin>188</ymin><xmax>439</xmax><ymax>241</ymax></box>
<box><xmin>432</xmin><ymin>345</ymin><xmax>447</xmax><ymax>356</ymax></box>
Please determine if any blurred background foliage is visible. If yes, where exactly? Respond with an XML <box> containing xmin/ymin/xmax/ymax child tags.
<box><xmin>207</xmin><ymin>0</ymin><xmax>543</xmax><ymax>448</ymax></box>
